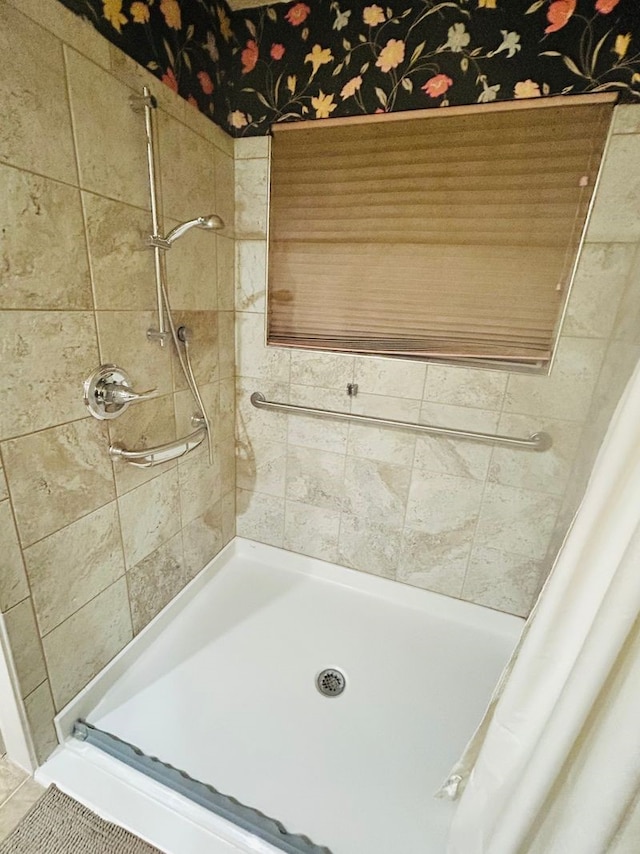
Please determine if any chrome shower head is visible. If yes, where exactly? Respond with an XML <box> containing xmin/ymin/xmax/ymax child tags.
<box><xmin>161</xmin><ymin>214</ymin><xmax>225</xmax><ymax>247</ymax></box>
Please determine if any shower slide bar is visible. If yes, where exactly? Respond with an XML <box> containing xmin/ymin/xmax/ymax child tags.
<box><xmin>251</xmin><ymin>392</ymin><xmax>552</xmax><ymax>451</ymax></box>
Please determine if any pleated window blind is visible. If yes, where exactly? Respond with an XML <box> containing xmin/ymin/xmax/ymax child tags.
<box><xmin>267</xmin><ymin>94</ymin><xmax>615</xmax><ymax>368</ymax></box>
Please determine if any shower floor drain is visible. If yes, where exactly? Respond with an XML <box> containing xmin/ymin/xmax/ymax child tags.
<box><xmin>316</xmin><ymin>668</ymin><xmax>346</xmax><ymax>697</ymax></box>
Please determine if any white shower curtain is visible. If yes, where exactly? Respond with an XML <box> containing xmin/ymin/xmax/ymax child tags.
<box><xmin>442</xmin><ymin>358</ymin><xmax>640</xmax><ymax>854</ymax></box>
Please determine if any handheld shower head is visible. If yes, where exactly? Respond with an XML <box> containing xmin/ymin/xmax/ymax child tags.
<box><xmin>160</xmin><ymin>214</ymin><xmax>225</xmax><ymax>247</ymax></box>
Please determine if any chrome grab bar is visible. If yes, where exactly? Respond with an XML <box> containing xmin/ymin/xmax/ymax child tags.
<box><xmin>109</xmin><ymin>425</ymin><xmax>206</xmax><ymax>468</ymax></box>
<box><xmin>250</xmin><ymin>392</ymin><xmax>552</xmax><ymax>452</ymax></box>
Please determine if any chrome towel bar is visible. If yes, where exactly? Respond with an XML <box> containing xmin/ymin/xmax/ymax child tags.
<box><xmin>250</xmin><ymin>392</ymin><xmax>552</xmax><ymax>452</ymax></box>
<box><xmin>109</xmin><ymin>425</ymin><xmax>206</xmax><ymax>468</ymax></box>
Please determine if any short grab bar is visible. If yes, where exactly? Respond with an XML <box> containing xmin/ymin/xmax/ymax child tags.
<box><xmin>250</xmin><ymin>392</ymin><xmax>552</xmax><ymax>452</ymax></box>
<box><xmin>109</xmin><ymin>426</ymin><xmax>206</xmax><ymax>468</ymax></box>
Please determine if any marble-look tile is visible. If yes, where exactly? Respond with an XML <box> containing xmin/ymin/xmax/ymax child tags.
<box><xmin>235</xmin><ymin>489</ymin><xmax>285</xmax><ymax>547</ymax></box>
<box><xmin>462</xmin><ymin>547</ymin><xmax>546</xmax><ymax>617</ymax></box>
<box><xmin>183</xmin><ymin>504</ymin><xmax>226</xmax><ymax>579</ymax></box>
<box><xmin>342</xmin><ymin>457</ymin><xmax>411</xmax><ymax>526</ymax></box>
<box><xmin>217</xmin><ymin>235</ymin><xmax>235</xmax><ymax>312</ymax></box>
<box><xmin>289</xmin><ymin>350</ymin><xmax>355</xmax><ymax>390</ymax></box>
<box><xmin>236</xmin><ymin>379</ymin><xmax>289</xmax><ymax>444</ymax></box>
<box><xmin>24</xmin><ymin>502</ymin><xmax>125</xmax><ymax>636</ymax></box>
<box><xmin>218</xmin><ymin>311</ymin><xmax>236</xmax><ymax>381</ymax></box>
<box><xmin>235</xmin><ymin>138</ymin><xmax>270</xmax><ymax>160</ymax></box>
<box><xmin>64</xmin><ymin>48</ymin><xmax>148</xmax><ymax>209</ymax></box>
<box><xmin>127</xmin><ymin>534</ymin><xmax>185</xmax><ymax>634</ymax></box>
<box><xmin>283</xmin><ymin>500</ymin><xmax>340</xmax><ymax>563</ymax></box>
<box><xmin>220</xmin><ymin>490</ymin><xmax>236</xmax><ymax>545</ymax></box>
<box><xmin>504</xmin><ymin>337</ymin><xmax>606</xmax><ymax>422</ymax></box>
<box><xmin>178</xmin><ymin>441</ymin><xmax>222</xmax><ymax>525</ymax></box>
<box><xmin>23</xmin><ymin>681</ymin><xmax>57</xmax><ymax>764</ymax></box>
<box><xmin>174</xmin><ymin>382</ymin><xmax>218</xmax><ymax>439</ymax></box>
<box><xmin>288</xmin><ymin>385</ymin><xmax>350</xmax><ymax>454</ymax></box>
<box><xmin>338</xmin><ymin>514</ymin><xmax>400</xmax><ymax>579</ymax></box>
<box><xmin>237</xmin><ymin>437</ymin><xmax>286</xmax><ymax>498</ymax></box>
<box><xmin>0</xmin><ymin>311</ymin><xmax>99</xmax><ymax>440</ymax></box>
<box><xmin>165</xmin><ymin>227</ymin><xmax>219</xmax><ymax>311</ymax></box>
<box><xmin>108</xmin><ymin>394</ymin><xmax>177</xmax><ymax>496</ymax></box>
<box><xmin>611</xmin><ymin>249</ymin><xmax>640</xmax><ymax>346</ymax></box>
<box><xmin>348</xmin><ymin>395</ymin><xmax>419</xmax><ymax>468</ymax></box>
<box><xmin>611</xmin><ymin>105</ymin><xmax>640</xmax><ymax>135</ymax></box>
<box><xmin>406</xmin><ymin>471</ymin><xmax>483</xmax><ymax>536</ymax></box>
<box><xmin>118</xmin><ymin>468</ymin><xmax>180</xmax><ymax>569</ymax></box>
<box><xmin>354</xmin><ymin>357</ymin><xmax>426</xmax><ymax>400</ymax></box>
<box><xmin>82</xmin><ymin>193</ymin><xmax>156</xmax><ymax>311</ymax></box>
<box><xmin>0</xmin><ymin>465</ymin><xmax>7</xmax><ymax>502</ymax></box>
<box><xmin>563</xmin><ymin>243</ymin><xmax>636</xmax><ymax>338</ymax></box>
<box><xmin>108</xmin><ymin>46</ymin><xmax>184</xmax><ymax>123</ymax></box>
<box><xmin>0</xmin><ymin>502</ymin><xmax>29</xmax><ymax>613</ymax></box>
<box><xmin>214</xmin><ymin>149</ymin><xmax>235</xmax><ymax>239</ymax></box>
<box><xmin>0</xmin><ymin>4</ymin><xmax>76</xmax><ymax>183</ymax></box>
<box><xmin>170</xmin><ymin>311</ymin><xmax>219</xmax><ymax>391</ymax></box>
<box><xmin>586</xmin><ymin>133</ymin><xmax>640</xmax><ymax>243</ymax></box>
<box><xmin>96</xmin><ymin>311</ymin><xmax>173</xmax><ymax>397</ymax></box>
<box><xmin>43</xmin><ymin>578</ymin><xmax>132</xmax><ymax>710</ymax></box>
<box><xmin>488</xmin><ymin>415</ymin><xmax>581</xmax><ymax>496</ymax></box>
<box><xmin>2</xmin><ymin>418</ymin><xmax>115</xmax><ymax>547</ymax></box>
<box><xmin>286</xmin><ymin>446</ymin><xmax>345</xmax><ymax>511</ymax></box>
<box><xmin>219</xmin><ymin>377</ymin><xmax>235</xmax><ymax>439</ymax></box>
<box><xmin>3</xmin><ymin>599</ymin><xmax>46</xmax><ymax>698</ymax></box>
<box><xmin>423</xmin><ymin>364</ymin><xmax>508</xmax><ymax>411</ymax></box>
<box><xmin>182</xmin><ymin>101</ymin><xmax>234</xmax><ymax>157</ymax></box>
<box><xmin>236</xmin><ymin>240</ymin><xmax>267</xmax><ymax>312</ymax></box>
<box><xmin>236</xmin><ymin>312</ymin><xmax>290</xmax><ymax>382</ymax></box>
<box><xmin>0</xmin><ymin>758</ymin><xmax>27</xmax><ymax>805</ymax></box>
<box><xmin>235</xmin><ymin>158</ymin><xmax>269</xmax><ymax>239</ymax></box>
<box><xmin>413</xmin><ymin>403</ymin><xmax>498</xmax><ymax>481</ymax></box>
<box><xmin>0</xmin><ymin>167</ymin><xmax>91</xmax><ymax>310</ymax></box>
<box><xmin>158</xmin><ymin>113</ymin><xmax>217</xmax><ymax>223</ymax></box>
<box><xmin>398</xmin><ymin>528</ymin><xmax>470</xmax><ymax>598</ymax></box>
<box><xmin>219</xmin><ymin>432</ymin><xmax>237</xmax><ymax>499</ymax></box>
<box><xmin>474</xmin><ymin>483</ymin><xmax>561</xmax><ymax>559</ymax></box>
<box><xmin>0</xmin><ymin>779</ymin><xmax>44</xmax><ymax>837</ymax></box>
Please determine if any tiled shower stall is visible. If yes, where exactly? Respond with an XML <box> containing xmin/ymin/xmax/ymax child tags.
<box><xmin>1</xmin><ymin>0</ymin><xmax>640</xmax><ymax>769</ymax></box>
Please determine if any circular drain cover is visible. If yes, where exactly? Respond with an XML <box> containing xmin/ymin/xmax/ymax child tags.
<box><xmin>316</xmin><ymin>668</ymin><xmax>346</xmax><ymax>697</ymax></box>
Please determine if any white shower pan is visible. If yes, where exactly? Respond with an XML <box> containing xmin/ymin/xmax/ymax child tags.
<box><xmin>38</xmin><ymin>538</ymin><xmax>522</xmax><ymax>854</ymax></box>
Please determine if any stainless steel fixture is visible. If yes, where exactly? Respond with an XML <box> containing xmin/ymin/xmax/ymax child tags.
<box><xmin>109</xmin><ymin>416</ymin><xmax>207</xmax><ymax>468</ymax></box>
<box><xmin>250</xmin><ymin>391</ymin><xmax>552</xmax><ymax>451</ymax></box>
<box><xmin>146</xmin><ymin>215</ymin><xmax>224</xmax><ymax>250</ymax></box>
<box><xmin>83</xmin><ymin>365</ymin><xmax>157</xmax><ymax>420</ymax></box>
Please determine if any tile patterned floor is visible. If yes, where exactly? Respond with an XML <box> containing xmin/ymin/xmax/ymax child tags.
<box><xmin>0</xmin><ymin>754</ymin><xmax>45</xmax><ymax>841</ymax></box>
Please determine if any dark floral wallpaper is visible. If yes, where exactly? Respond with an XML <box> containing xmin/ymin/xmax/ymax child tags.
<box><xmin>56</xmin><ymin>0</ymin><xmax>640</xmax><ymax>136</ymax></box>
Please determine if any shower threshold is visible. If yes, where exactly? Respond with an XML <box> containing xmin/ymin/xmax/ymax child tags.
<box><xmin>37</xmin><ymin>538</ymin><xmax>523</xmax><ymax>854</ymax></box>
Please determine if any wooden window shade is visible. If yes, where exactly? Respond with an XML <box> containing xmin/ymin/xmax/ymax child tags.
<box><xmin>267</xmin><ymin>94</ymin><xmax>615</xmax><ymax>367</ymax></box>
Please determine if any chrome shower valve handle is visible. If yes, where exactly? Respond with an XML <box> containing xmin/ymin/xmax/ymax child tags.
<box><xmin>84</xmin><ymin>364</ymin><xmax>157</xmax><ymax>420</ymax></box>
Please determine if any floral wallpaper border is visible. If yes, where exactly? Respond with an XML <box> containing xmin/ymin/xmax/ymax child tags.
<box><xmin>56</xmin><ymin>0</ymin><xmax>640</xmax><ymax>136</ymax></box>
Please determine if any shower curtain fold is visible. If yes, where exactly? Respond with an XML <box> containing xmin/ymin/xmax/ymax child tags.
<box><xmin>441</xmin><ymin>358</ymin><xmax>640</xmax><ymax>854</ymax></box>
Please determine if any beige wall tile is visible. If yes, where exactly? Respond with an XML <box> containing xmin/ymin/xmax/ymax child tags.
<box><xmin>0</xmin><ymin>311</ymin><xmax>99</xmax><ymax>440</ymax></box>
<box><xmin>2</xmin><ymin>418</ymin><xmax>115</xmax><ymax>547</ymax></box>
<box><xmin>236</xmin><ymin>240</ymin><xmax>267</xmax><ymax>312</ymax></box>
<box><xmin>354</xmin><ymin>356</ymin><xmax>426</xmax><ymax>400</ymax></box>
<box><xmin>0</xmin><ymin>465</ymin><xmax>7</xmax><ymax>502</ymax></box>
<box><xmin>462</xmin><ymin>547</ymin><xmax>546</xmax><ymax>617</ymax></box>
<box><xmin>235</xmin><ymin>138</ymin><xmax>270</xmax><ymax>160</ymax></box>
<box><xmin>96</xmin><ymin>311</ymin><xmax>173</xmax><ymax>397</ymax></box>
<box><xmin>348</xmin><ymin>395</ymin><xmax>419</xmax><ymax>467</ymax></box>
<box><xmin>43</xmin><ymin>578</ymin><xmax>132</xmax><ymax>710</ymax></box>
<box><xmin>118</xmin><ymin>468</ymin><xmax>181</xmax><ymax>569</ymax></box>
<box><xmin>127</xmin><ymin>534</ymin><xmax>186</xmax><ymax>635</ymax></box>
<box><xmin>283</xmin><ymin>501</ymin><xmax>340</xmax><ymax>563</ymax></box>
<box><xmin>611</xmin><ymin>105</ymin><xmax>640</xmax><ymax>135</ymax></box>
<box><xmin>23</xmin><ymin>681</ymin><xmax>58</xmax><ymax>765</ymax></box>
<box><xmin>65</xmin><ymin>48</ymin><xmax>149</xmax><ymax>208</ymax></box>
<box><xmin>24</xmin><ymin>502</ymin><xmax>125</xmax><ymax>636</ymax></box>
<box><xmin>286</xmin><ymin>446</ymin><xmax>345</xmax><ymax>511</ymax></box>
<box><xmin>0</xmin><ymin>167</ymin><xmax>92</xmax><ymax>310</ymax></box>
<box><xmin>158</xmin><ymin>113</ymin><xmax>217</xmax><ymax>223</ymax></box>
<box><xmin>504</xmin><ymin>337</ymin><xmax>606</xmax><ymax>422</ymax></box>
<box><xmin>218</xmin><ymin>311</ymin><xmax>236</xmax><ymax>380</ymax></box>
<box><xmin>0</xmin><ymin>4</ymin><xmax>76</xmax><ymax>183</ymax></box>
<box><xmin>398</xmin><ymin>528</ymin><xmax>469</xmax><ymax>598</ymax></box>
<box><xmin>406</xmin><ymin>470</ymin><xmax>483</xmax><ymax>536</ymax></box>
<box><xmin>82</xmin><ymin>192</ymin><xmax>156</xmax><ymax>311</ymax></box>
<box><xmin>235</xmin><ymin>158</ymin><xmax>269</xmax><ymax>239</ymax></box>
<box><xmin>564</xmin><ymin>243</ymin><xmax>636</xmax><ymax>338</ymax></box>
<box><xmin>165</xmin><ymin>228</ymin><xmax>219</xmax><ymax>311</ymax></box>
<box><xmin>337</xmin><ymin>514</ymin><xmax>400</xmax><ymax>579</ymax></box>
<box><xmin>587</xmin><ymin>133</ymin><xmax>640</xmax><ymax>243</ymax></box>
<box><xmin>423</xmin><ymin>364</ymin><xmax>507</xmax><ymax>410</ymax></box>
<box><xmin>108</xmin><ymin>46</ymin><xmax>184</xmax><ymax>123</ymax></box>
<box><xmin>183</xmin><ymin>504</ymin><xmax>225</xmax><ymax>579</ymax></box>
<box><xmin>237</xmin><ymin>379</ymin><xmax>289</xmax><ymax>444</ymax></box>
<box><xmin>178</xmin><ymin>442</ymin><xmax>222</xmax><ymax>525</ymax></box>
<box><xmin>342</xmin><ymin>456</ymin><xmax>411</xmax><ymax>526</ymax></box>
<box><xmin>217</xmin><ymin>235</ymin><xmax>235</xmax><ymax>312</ymax></box>
<box><xmin>3</xmin><ymin>599</ymin><xmax>46</xmax><ymax>698</ymax></box>
<box><xmin>214</xmin><ymin>149</ymin><xmax>235</xmax><ymax>238</ymax></box>
<box><xmin>236</xmin><ymin>437</ymin><xmax>286</xmax><ymax>497</ymax></box>
<box><xmin>236</xmin><ymin>489</ymin><xmax>284</xmax><ymax>547</ymax></box>
<box><xmin>289</xmin><ymin>350</ymin><xmax>355</xmax><ymax>390</ymax></box>
<box><xmin>475</xmin><ymin>483</ymin><xmax>561</xmax><ymax>559</ymax></box>
<box><xmin>414</xmin><ymin>403</ymin><xmax>498</xmax><ymax>481</ymax></box>
<box><xmin>0</xmin><ymin>502</ymin><xmax>29</xmax><ymax>613</ymax></box>
<box><xmin>288</xmin><ymin>385</ymin><xmax>350</xmax><ymax>454</ymax></box>
<box><xmin>610</xmin><ymin>248</ymin><xmax>640</xmax><ymax>346</ymax></box>
<box><xmin>236</xmin><ymin>312</ymin><xmax>290</xmax><ymax>382</ymax></box>
<box><xmin>171</xmin><ymin>311</ymin><xmax>219</xmax><ymax>390</ymax></box>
